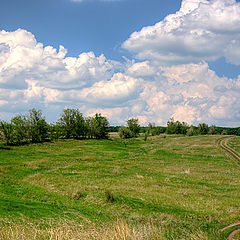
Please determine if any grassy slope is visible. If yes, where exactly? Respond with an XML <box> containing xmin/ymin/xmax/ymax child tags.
<box><xmin>228</xmin><ymin>136</ymin><xmax>240</xmax><ymax>154</ymax></box>
<box><xmin>0</xmin><ymin>135</ymin><xmax>240</xmax><ymax>239</ymax></box>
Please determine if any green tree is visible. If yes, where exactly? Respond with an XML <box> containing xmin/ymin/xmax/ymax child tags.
<box><xmin>148</xmin><ymin>122</ymin><xmax>155</xmax><ymax>136</ymax></box>
<box><xmin>0</xmin><ymin>121</ymin><xmax>14</xmax><ymax>145</ymax></box>
<box><xmin>198</xmin><ymin>123</ymin><xmax>209</xmax><ymax>135</ymax></box>
<box><xmin>209</xmin><ymin>125</ymin><xmax>217</xmax><ymax>135</ymax></box>
<box><xmin>127</xmin><ymin>118</ymin><xmax>140</xmax><ymax>137</ymax></box>
<box><xmin>186</xmin><ymin>126</ymin><xmax>195</xmax><ymax>136</ymax></box>
<box><xmin>89</xmin><ymin>113</ymin><xmax>109</xmax><ymax>139</ymax></box>
<box><xmin>166</xmin><ymin>118</ymin><xmax>189</xmax><ymax>135</ymax></box>
<box><xmin>57</xmin><ymin>108</ymin><xmax>87</xmax><ymax>139</ymax></box>
<box><xmin>118</xmin><ymin>126</ymin><xmax>133</xmax><ymax>139</ymax></box>
<box><xmin>11</xmin><ymin>115</ymin><xmax>28</xmax><ymax>145</ymax></box>
<box><xmin>27</xmin><ymin>109</ymin><xmax>48</xmax><ymax>143</ymax></box>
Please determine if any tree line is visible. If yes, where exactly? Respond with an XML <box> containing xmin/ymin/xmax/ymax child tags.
<box><xmin>165</xmin><ymin>118</ymin><xmax>240</xmax><ymax>136</ymax></box>
<box><xmin>118</xmin><ymin>118</ymin><xmax>240</xmax><ymax>139</ymax></box>
<box><xmin>0</xmin><ymin>109</ymin><xmax>109</xmax><ymax>145</ymax></box>
<box><xmin>0</xmin><ymin>109</ymin><xmax>239</xmax><ymax>145</ymax></box>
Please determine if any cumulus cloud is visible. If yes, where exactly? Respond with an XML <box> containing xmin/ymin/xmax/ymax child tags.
<box><xmin>0</xmin><ymin>29</ymin><xmax>116</xmax><ymax>90</ymax></box>
<box><xmin>123</xmin><ymin>0</ymin><xmax>240</xmax><ymax>65</ymax></box>
<box><xmin>1</xmin><ymin>4</ymin><xmax>240</xmax><ymax>127</ymax></box>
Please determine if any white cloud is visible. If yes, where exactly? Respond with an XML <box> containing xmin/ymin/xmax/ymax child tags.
<box><xmin>72</xmin><ymin>73</ymin><xmax>142</xmax><ymax>104</ymax></box>
<box><xmin>0</xmin><ymin>18</ymin><xmax>240</xmax><ymax>126</ymax></box>
<box><xmin>122</xmin><ymin>0</ymin><xmax>240</xmax><ymax>65</ymax></box>
<box><xmin>0</xmin><ymin>29</ymin><xmax>115</xmax><ymax>90</ymax></box>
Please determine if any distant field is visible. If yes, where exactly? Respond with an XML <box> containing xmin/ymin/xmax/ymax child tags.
<box><xmin>0</xmin><ymin>135</ymin><xmax>240</xmax><ymax>239</ymax></box>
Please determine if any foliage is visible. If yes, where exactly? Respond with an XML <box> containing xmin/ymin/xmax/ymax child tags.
<box><xmin>0</xmin><ymin>121</ymin><xmax>14</xmax><ymax>145</ymax></box>
<box><xmin>126</xmin><ymin>118</ymin><xmax>140</xmax><ymax>137</ymax></box>
<box><xmin>57</xmin><ymin>108</ymin><xmax>86</xmax><ymax>139</ymax></box>
<box><xmin>209</xmin><ymin>125</ymin><xmax>217</xmax><ymax>135</ymax></box>
<box><xmin>147</xmin><ymin>123</ymin><xmax>165</xmax><ymax>136</ymax></box>
<box><xmin>118</xmin><ymin>118</ymin><xmax>140</xmax><ymax>139</ymax></box>
<box><xmin>27</xmin><ymin>109</ymin><xmax>48</xmax><ymax>143</ymax></box>
<box><xmin>198</xmin><ymin>123</ymin><xmax>209</xmax><ymax>135</ymax></box>
<box><xmin>166</xmin><ymin>118</ymin><xmax>189</xmax><ymax>135</ymax></box>
<box><xmin>186</xmin><ymin>126</ymin><xmax>196</xmax><ymax>136</ymax></box>
<box><xmin>118</xmin><ymin>126</ymin><xmax>133</xmax><ymax>139</ymax></box>
<box><xmin>11</xmin><ymin>115</ymin><xmax>28</xmax><ymax>145</ymax></box>
<box><xmin>87</xmin><ymin>113</ymin><xmax>109</xmax><ymax>139</ymax></box>
<box><xmin>105</xmin><ymin>190</ymin><xmax>115</xmax><ymax>203</ymax></box>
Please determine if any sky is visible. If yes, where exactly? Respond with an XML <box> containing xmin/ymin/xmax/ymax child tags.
<box><xmin>0</xmin><ymin>0</ymin><xmax>240</xmax><ymax>126</ymax></box>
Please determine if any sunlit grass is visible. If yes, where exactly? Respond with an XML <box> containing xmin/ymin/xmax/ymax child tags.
<box><xmin>0</xmin><ymin>135</ymin><xmax>239</xmax><ymax>239</ymax></box>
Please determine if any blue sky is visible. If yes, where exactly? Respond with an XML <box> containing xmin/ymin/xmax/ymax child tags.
<box><xmin>0</xmin><ymin>0</ymin><xmax>181</xmax><ymax>59</ymax></box>
<box><xmin>0</xmin><ymin>0</ymin><xmax>240</xmax><ymax>126</ymax></box>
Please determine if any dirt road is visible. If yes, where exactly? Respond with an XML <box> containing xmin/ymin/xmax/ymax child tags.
<box><xmin>218</xmin><ymin>136</ymin><xmax>240</xmax><ymax>240</ymax></box>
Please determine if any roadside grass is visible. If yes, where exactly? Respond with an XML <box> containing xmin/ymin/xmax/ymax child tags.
<box><xmin>0</xmin><ymin>135</ymin><xmax>239</xmax><ymax>239</ymax></box>
<box><xmin>228</xmin><ymin>136</ymin><xmax>240</xmax><ymax>154</ymax></box>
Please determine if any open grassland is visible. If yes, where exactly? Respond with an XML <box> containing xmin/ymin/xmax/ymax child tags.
<box><xmin>0</xmin><ymin>135</ymin><xmax>240</xmax><ymax>239</ymax></box>
<box><xmin>228</xmin><ymin>137</ymin><xmax>240</xmax><ymax>155</ymax></box>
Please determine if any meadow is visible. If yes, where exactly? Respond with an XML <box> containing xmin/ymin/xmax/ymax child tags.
<box><xmin>0</xmin><ymin>134</ymin><xmax>239</xmax><ymax>239</ymax></box>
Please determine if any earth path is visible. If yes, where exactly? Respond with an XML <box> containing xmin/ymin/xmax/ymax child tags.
<box><xmin>218</xmin><ymin>136</ymin><xmax>240</xmax><ymax>240</ymax></box>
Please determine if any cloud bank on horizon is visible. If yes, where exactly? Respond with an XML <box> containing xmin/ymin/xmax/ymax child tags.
<box><xmin>0</xmin><ymin>0</ymin><xmax>240</xmax><ymax>126</ymax></box>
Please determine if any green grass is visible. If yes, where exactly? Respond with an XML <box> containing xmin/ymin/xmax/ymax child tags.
<box><xmin>228</xmin><ymin>136</ymin><xmax>240</xmax><ymax>154</ymax></box>
<box><xmin>0</xmin><ymin>135</ymin><xmax>240</xmax><ymax>239</ymax></box>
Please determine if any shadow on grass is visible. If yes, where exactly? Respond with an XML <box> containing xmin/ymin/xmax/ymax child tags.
<box><xmin>0</xmin><ymin>146</ymin><xmax>11</xmax><ymax>150</ymax></box>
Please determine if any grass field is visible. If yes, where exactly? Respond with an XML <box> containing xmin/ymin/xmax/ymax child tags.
<box><xmin>0</xmin><ymin>134</ymin><xmax>240</xmax><ymax>239</ymax></box>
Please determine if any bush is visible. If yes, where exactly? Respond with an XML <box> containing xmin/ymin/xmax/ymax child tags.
<box><xmin>186</xmin><ymin>126</ymin><xmax>195</xmax><ymax>136</ymax></box>
<box><xmin>166</xmin><ymin>118</ymin><xmax>189</xmax><ymax>135</ymax></box>
<box><xmin>87</xmin><ymin>114</ymin><xmax>109</xmax><ymax>139</ymax></box>
<box><xmin>198</xmin><ymin>123</ymin><xmax>209</xmax><ymax>135</ymax></box>
<box><xmin>105</xmin><ymin>190</ymin><xmax>115</xmax><ymax>203</ymax></box>
<box><xmin>57</xmin><ymin>109</ymin><xmax>86</xmax><ymax>139</ymax></box>
<box><xmin>0</xmin><ymin>121</ymin><xmax>14</xmax><ymax>145</ymax></box>
<box><xmin>209</xmin><ymin>125</ymin><xmax>217</xmax><ymax>135</ymax></box>
<box><xmin>27</xmin><ymin>109</ymin><xmax>48</xmax><ymax>143</ymax></box>
<box><xmin>118</xmin><ymin>126</ymin><xmax>133</xmax><ymax>139</ymax></box>
<box><xmin>11</xmin><ymin>115</ymin><xmax>28</xmax><ymax>145</ymax></box>
<box><xmin>127</xmin><ymin>118</ymin><xmax>140</xmax><ymax>137</ymax></box>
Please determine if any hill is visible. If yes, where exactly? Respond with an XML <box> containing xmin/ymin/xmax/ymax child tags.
<box><xmin>0</xmin><ymin>134</ymin><xmax>240</xmax><ymax>239</ymax></box>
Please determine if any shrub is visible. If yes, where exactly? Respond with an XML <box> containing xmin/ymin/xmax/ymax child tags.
<box><xmin>186</xmin><ymin>126</ymin><xmax>195</xmax><ymax>136</ymax></box>
<box><xmin>209</xmin><ymin>125</ymin><xmax>217</xmax><ymax>135</ymax></box>
<box><xmin>27</xmin><ymin>109</ymin><xmax>48</xmax><ymax>143</ymax></box>
<box><xmin>198</xmin><ymin>123</ymin><xmax>209</xmax><ymax>135</ymax></box>
<box><xmin>127</xmin><ymin>118</ymin><xmax>140</xmax><ymax>137</ymax></box>
<box><xmin>105</xmin><ymin>190</ymin><xmax>115</xmax><ymax>203</ymax></box>
<box><xmin>0</xmin><ymin>121</ymin><xmax>14</xmax><ymax>145</ymax></box>
<box><xmin>166</xmin><ymin>118</ymin><xmax>189</xmax><ymax>135</ymax></box>
<box><xmin>87</xmin><ymin>114</ymin><xmax>109</xmax><ymax>139</ymax></box>
<box><xmin>118</xmin><ymin>126</ymin><xmax>133</xmax><ymax>139</ymax></box>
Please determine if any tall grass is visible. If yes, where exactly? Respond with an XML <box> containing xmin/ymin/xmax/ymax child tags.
<box><xmin>0</xmin><ymin>218</ymin><xmax>218</xmax><ymax>240</ymax></box>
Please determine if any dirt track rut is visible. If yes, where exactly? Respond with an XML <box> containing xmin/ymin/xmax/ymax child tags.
<box><xmin>218</xmin><ymin>136</ymin><xmax>240</xmax><ymax>240</ymax></box>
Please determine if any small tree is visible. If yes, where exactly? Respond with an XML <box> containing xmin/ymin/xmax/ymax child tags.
<box><xmin>11</xmin><ymin>115</ymin><xmax>28</xmax><ymax>145</ymax></box>
<box><xmin>148</xmin><ymin>122</ymin><xmax>155</xmax><ymax>136</ymax></box>
<box><xmin>209</xmin><ymin>125</ymin><xmax>217</xmax><ymax>135</ymax></box>
<box><xmin>57</xmin><ymin>108</ymin><xmax>87</xmax><ymax>139</ymax></box>
<box><xmin>198</xmin><ymin>123</ymin><xmax>209</xmax><ymax>135</ymax></box>
<box><xmin>58</xmin><ymin>108</ymin><xmax>76</xmax><ymax>139</ymax></box>
<box><xmin>118</xmin><ymin>126</ymin><xmax>133</xmax><ymax>139</ymax></box>
<box><xmin>166</xmin><ymin>118</ymin><xmax>189</xmax><ymax>135</ymax></box>
<box><xmin>221</xmin><ymin>129</ymin><xmax>227</xmax><ymax>135</ymax></box>
<box><xmin>186</xmin><ymin>126</ymin><xmax>195</xmax><ymax>136</ymax></box>
<box><xmin>89</xmin><ymin>113</ymin><xmax>109</xmax><ymax>139</ymax></box>
<box><xmin>72</xmin><ymin>111</ymin><xmax>87</xmax><ymax>139</ymax></box>
<box><xmin>127</xmin><ymin>118</ymin><xmax>140</xmax><ymax>137</ymax></box>
<box><xmin>0</xmin><ymin>121</ymin><xmax>14</xmax><ymax>145</ymax></box>
<box><xmin>27</xmin><ymin>109</ymin><xmax>48</xmax><ymax>143</ymax></box>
